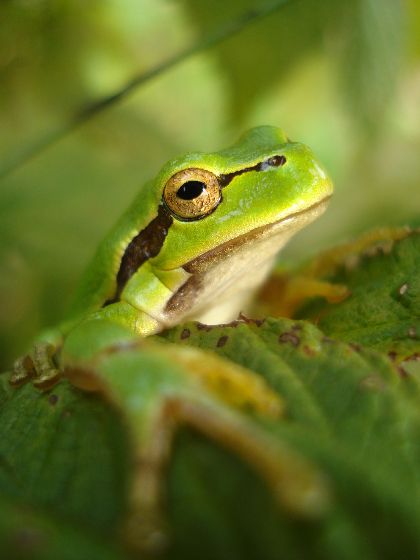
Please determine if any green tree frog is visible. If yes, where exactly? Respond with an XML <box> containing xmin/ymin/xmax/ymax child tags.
<box><xmin>11</xmin><ymin>125</ymin><xmax>332</xmax><ymax>388</ymax></box>
<box><xmin>8</xmin><ymin>126</ymin><xmax>333</xmax><ymax>551</ymax></box>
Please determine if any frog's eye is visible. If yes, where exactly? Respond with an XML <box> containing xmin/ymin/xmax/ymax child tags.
<box><xmin>163</xmin><ymin>167</ymin><xmax>221</xmax><ymax>220</ymax></box>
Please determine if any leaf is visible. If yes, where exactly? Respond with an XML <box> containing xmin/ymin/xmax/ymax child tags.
<box><xmin>294</xmin><ymin>228</ymin><xmax>420</xmax><ymax>361</ymax></box>
<box><xmin>180</xmin><ymin>0</ymin><xmax>341</xmax><ymax>122</ymax></box>
<box><xmin>0</xmin><ymin>380</ymin><xmax>129</xmax><ymax>530</ymax></box>
<box><xmin>0</xmin><ymin>495</ymin><xmax>126</xmax><ymax>560</ymax></box>
<box><xmin>180</xmin><ymin>0</ymin><xmax>404</xmax><ymax>129</ymax></box>
<box><xmin>2</xmin><ymin>311</ymin><xmax>420</xmax><ymax>557</ymax></box>
<box><xmin>335</xmin><ymin>0</ymin><xmax>404</xmax><ymax>133</ymax></box>
<box><xmin>1</xmin><ymin>226</ymin><xmax>420</xmax><ymax>558</ymax></box>
<box><xmin>162</xmin><ymin>317</ymin><xmax>420</xmax><ymax>558</ymax></box>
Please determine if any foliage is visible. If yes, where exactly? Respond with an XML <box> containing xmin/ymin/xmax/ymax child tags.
<box><xmin>0</xmin><ymin>229</ymin><xmax>418</xmax><ymax>559</ymax></box>
<box><xmin>0</xmin><ymin>0</ymin><xmax>419</xmax><ymax>366</ymax></box>
<box><xmin>297</xmin><ymin>229</ymin><xmax>420</xmax><ymax>359</ymax></box>
<box><xmin>0</xmin><ymin>1</ymin><xmax>419</xmax><ymax>558</ymax></box>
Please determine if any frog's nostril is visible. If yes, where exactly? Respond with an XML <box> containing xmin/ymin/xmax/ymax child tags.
<box><xmin>218</xmin><ymin>154</ymin><xmax>287</xmax><ymax>188</ymax></box>
<box><xmin>266</xmin><ymin>155</ymin><xmax>286</xmax><ymax>167</ymax></box>
<box><xmin>259</xmin><ymin>155</ymin><xmax>286</xmax><ymax>171</ymax></box>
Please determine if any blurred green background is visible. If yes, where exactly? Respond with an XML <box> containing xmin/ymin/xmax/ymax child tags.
<box><xmin>0</xmin><ymin>0</ymin><xmax>419</xmax><ymax>368</ymax></box>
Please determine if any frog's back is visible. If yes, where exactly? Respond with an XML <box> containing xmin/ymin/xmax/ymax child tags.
<box><xmin>65</xmin><ymin>180</ymin><xmax>160</xmax><ymax>325</ymax></box>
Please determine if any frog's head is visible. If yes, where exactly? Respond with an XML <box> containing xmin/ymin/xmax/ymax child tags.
<box><xmin>153</xmin><ymin>126</ymin><xmax>333</xmax><ymax>268</ymax></box>
<box><xmin>147</xmin><ymin>126</ymin><xmax>333</xmax><ymax>323</ymax></box>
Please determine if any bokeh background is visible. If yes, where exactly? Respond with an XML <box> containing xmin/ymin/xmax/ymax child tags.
<box><xmin>0</xmin><ymin>0</ymin><xmax>419</xmax><ymax>368</ymax></box>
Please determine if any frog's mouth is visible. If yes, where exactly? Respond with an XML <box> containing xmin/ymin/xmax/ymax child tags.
<box><xmin>183</xmin><ymin>196</ymin><xmax>331</xmax><ymax>274</ymax></box>
<box><xmin>164</xmin><ymin>195</ymin><xmax>331</xmax><ymax>318</ymax></box>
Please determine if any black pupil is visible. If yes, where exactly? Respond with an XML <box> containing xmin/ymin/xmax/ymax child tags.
<box><xmin>177</xmin><ymin>181</ymin><xmax>206</xmax><ymax>200</ymax></box>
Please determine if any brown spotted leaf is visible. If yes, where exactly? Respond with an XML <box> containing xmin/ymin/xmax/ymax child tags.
<box><xmin>1</xmin><ymin>228</ymin><xmax>419</xmax><ymax>559</ymax></box>
<box><xmin>162</xmin><ymin>317</ymin><xmax>420</xmax><ymax>558</ymax></box>
<box><xmin>264</xmin><ymin>228</ymin><xmax>419</xmax><ymax>362</ymax></box>
<box><xmin>2</xmin><ymin>314</ymin><xmax>420</xmax><ymax>558</ymax></box>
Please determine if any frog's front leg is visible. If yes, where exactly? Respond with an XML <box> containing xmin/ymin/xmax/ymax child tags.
<box><xmin>10</xmin><ymin>341</ymin><xmax>61</xmax><ymax>389</ymax></box>
<box><xmin>8</xmin><ymin>301</ymin><xmax>161</xmax><ymax>390</ymax></box>
<box><xmin>88</xmin><ymin>300</ymin><xmax>162</xmax><ymax>337</ymax></box>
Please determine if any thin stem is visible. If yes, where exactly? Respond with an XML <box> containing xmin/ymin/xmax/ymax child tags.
<box><xmin>0</xmin><ymin>0</ymin><xmax>292</xmax><ymax>180</ymax></box>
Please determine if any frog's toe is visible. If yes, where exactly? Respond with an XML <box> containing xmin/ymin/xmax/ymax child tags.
<box><xmin>9</xmin><ymin>355</ymin><xmax>36</xmax><ymax>386</ymax></box>
<box><xmin>32</xmin><ymin>367</ymin><xmax>61</xmax><ymax>390</ymax></box>
<box><xmin>9</xmin><ymin>343</ymin><xmax>62</xmax><ymax>390</ymax></box>
<box><xmin>31</xmin><ymin>342</ymin><xmax>61</xmax><ymax>390</ymax></box>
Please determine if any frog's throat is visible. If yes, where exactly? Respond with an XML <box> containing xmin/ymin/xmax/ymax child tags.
<box><xmin>163</xmin><ymin>195</ymin><xmax>331</xmax><ymax>319</ymax></box>
<box><xmin>184</xmin><ymin>196</ymin><xmax>330</xmax><ymax>274</ymax></box>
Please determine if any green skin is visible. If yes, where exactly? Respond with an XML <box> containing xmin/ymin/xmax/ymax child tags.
<box><xmin>59</xmin><ymin>125</ymin><xmax>332</xmax><ymax>338</ymax></box>
<box><xmin>12</xmin><ymin>125</ymin><xmax>333</xmax><ymax>386</ymax></box>
<box><xmin>10</xmin><ymin>126</ymin><xmax>334</xmax><ymax>551</ymax></box>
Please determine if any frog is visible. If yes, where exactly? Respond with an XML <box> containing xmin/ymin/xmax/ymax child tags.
<box><xmin>7</xmin><ymin>126</ymin><xmax>333</xmax><ymax>551</ymax></box>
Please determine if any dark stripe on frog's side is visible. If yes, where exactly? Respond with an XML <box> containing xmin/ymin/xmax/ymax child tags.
<box><xmin>104</xmin><ymin>204</ymin><xmax>173</xmax><ymax>306</ymax></box>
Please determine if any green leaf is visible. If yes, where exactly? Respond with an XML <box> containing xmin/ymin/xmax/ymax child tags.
<box><xmin>335</xmin><ymin>0</ymin><xmax>404</xmax><ymax>133</ymax></box>
<box><xmin>0</xmin><ymin>495</ymin><xmax>126</xmax><ymax>560</ymax></box>
<box><xmin>180</xmin><ymin>0</ymin><xmax>341</xmax><ymax>122</ymax></box>
<box><xmin>0</xmin><ymin>380</ymin><xmax>129</xmax><ymax>531</ymax></box>
<box><xmin>296</xmin><ymin>229</ymin><xmax>420</xmax><ymax>360</ymax></box>
<box><xmin>1</xmin><ymin>229</ymin><xmax>419</xmax><ymax>558</ymax></box>
<box><xmin>2</xmin><ymin>311</ymin><xmax>420</xmax><ymax>557</ymax></box>
<box><xmin>180</xmin><ymin>0</ymin><xmax>404</xmax><ymax>129</ymax></box>
<box><xmin>163</xmin><ymin>317</ymin><xmax>420</xmax><ymax>558</ymax></box>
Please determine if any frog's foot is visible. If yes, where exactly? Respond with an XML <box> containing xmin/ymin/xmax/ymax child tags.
<box><xmin>10</xmin><ymin>343</ymin><xmax>61</xmax><ymax>390</ymax></box>
<box><xmin>9</xmin><ymin>354</ymin><xmax>36</xmax><ymax>386</ymax></box>
<box><xmin>124</xmin><ymin>393</ymin><xmax>330</xmax><ymax>554</ymax></box>
<box><xmin>258</xmin><ymin>274</ymin><xmax>349</xmax><ymax>318</ymax></box>
<box><xmin>302</xmin><ymin>226</ymin><xmax>412</xmax><ymax>278</ymax></box>
<box><xmin>257</xmin><ymin>226</ymin><xmax>414</xmax><ymax>319</ymax></box>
